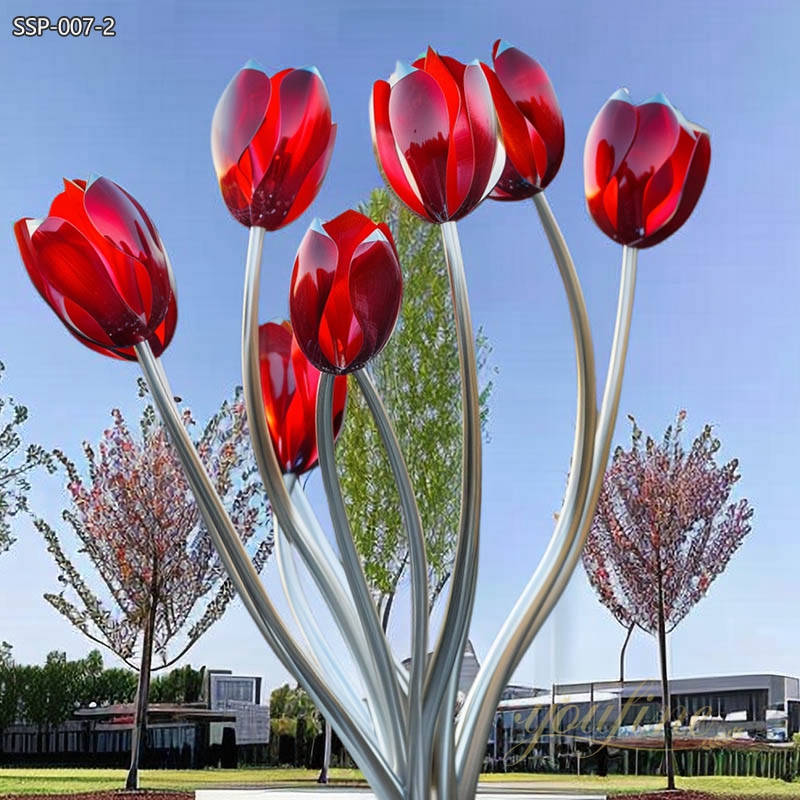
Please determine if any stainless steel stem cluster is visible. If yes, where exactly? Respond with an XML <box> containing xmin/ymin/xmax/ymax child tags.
<box><xmin>135</xmin><ymin>195</ymin><xmax>638</xmax><ymax>800</ymax></box>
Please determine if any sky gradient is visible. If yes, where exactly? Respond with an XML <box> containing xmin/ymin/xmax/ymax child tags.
<box><xmin>1</xmin><ymin>0</ymin><xmax>799</xmax><ymax>698</ymax></box>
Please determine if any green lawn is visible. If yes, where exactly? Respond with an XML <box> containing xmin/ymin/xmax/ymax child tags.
<box><xmin>0</xmin><ymin>767</ymin><xmax>363</xmax><ymax>795</ymax></box>
<box><xmin>0</xmin><ymin>768</ymin><xmax>799</xmax><ymax>796</ymax></box>
<box><xmin>481</xmin><ymin>773</ymin><xmax>800</xmax><ymax>795</ymax></box>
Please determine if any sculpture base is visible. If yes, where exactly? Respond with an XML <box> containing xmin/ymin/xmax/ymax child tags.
<box><xmin>195</xmin><ymin>789</ymin><xmax>606</xmax><ymax>800</ymax></box>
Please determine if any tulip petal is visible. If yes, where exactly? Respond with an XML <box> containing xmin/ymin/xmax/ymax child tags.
<box><xmin>418</xmin><ymin>49</ymin><xmax>474</xmax><ymax>216</ymax></box>
<box><xmin>348</xmin><ymin>230</ymin><xmax>402</xmax><ymax>366</ymax></box>
<box><xmin>318</xmin><ymin>273</ymin><xmax>363</xmax><ymax>370</ymax></box>
<box><xmin>421</xmin><ymin>48</ymin><xmax>462</xmax><ymax>130</ymax></box>
<box><xmin>211</xmin><ymin>65</ymin><xmax>271</xmax><ymax>180</ymax></box>
<box><xmin>601</xmin><ymin>177</ymin><xmax>626</xmax><ymax>242</ymax></box>
<box><xmin>584</xmin><ymin>92</ymin><xmax>637</xmax><ymax>201</ymax></box>
<box><xmin>280</xmin><ymin>124</ymin><xmax>337</xmax><ymax>229</ymax></box>
<box><xmin>482</xmin><ymin>64</ymin><xmax>539</xmax><ymax>195</ymax></box>
<box><xmin>250</xmin><ymin>67</ymin><xmax>334</xmax><ymax>230</ymax></box>
<box><xmin>83</xmin><ymin>177</ymin><xmax>171</xmax><ymax>328</ymax></box>
<box><xmin>624</xmin><ymin>99</ymin><xmax>681</xmax><ymax>188</ymax></box>
<box><xmin>456</xmin><ymin>61</ymin><xmax>501</xmax><ymax>217</ymax></box>
<box><xmin>642</xmin><ymin>123</ymin><xmax>695</xmax><ymax>238</ymax></box>
<box><xmin>244</xmin><ymin>67</ymin><xmax>290</xmax><ymax>192</ymax></box>
<box><xmin>370</xmin><ymin>80</ymin><xmax>428</xmax><ymax>219</ymax></box>
<box><xmin>15</xmin><ymin>218</ymin><xmax>48</xmax><ymax>299</ymax></box>
<box><xmin>61</xmin><ymin>295</ymin><xmax>127</xmax><ymax>349</ymax></box>
<box><xmin>26</xmin><ymin>217</ymin><xmax>151</xmax><ymax>347</ymax></box>
<box><xmin>638</xmin><ymin>130</ymin><xmax>710</xmax><ymax>248</ymax></box>
<box><xmin>322</xmin><ymin>209</ymin><xmax>377</xmax><ymax>267</ymax></box>
<box><xmin>388</xmin><ymin>68</ymin><xmax>451</xmax><ymax>222</ymax></box>
<box><xmin>290</xmin><ymin>220</ymin><xmax>339</xmax><ymax>370</ymax></box>
<box><xmin>492</xmin><ymin>41</ymin><xmax>563</xmax><ymax>188</ymax></box>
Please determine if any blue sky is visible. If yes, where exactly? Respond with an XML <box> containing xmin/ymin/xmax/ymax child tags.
<box><xmin>1</xmin><ymin>0</ymin><xmax>799</xmax><ymax>699</ymax></box>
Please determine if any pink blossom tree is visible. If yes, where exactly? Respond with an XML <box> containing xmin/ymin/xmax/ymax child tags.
<box><xmin>582</xmin><ymin>411</ymin><xmax>753</xmax><ymax>788</ymax></box>
<box><xmin>33</xmin><ymin>380</ymin><xmax>272</xmax><ymax>788</ymax></box>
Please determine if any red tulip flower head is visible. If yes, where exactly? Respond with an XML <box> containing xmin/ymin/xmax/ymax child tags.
<box><xmin>211</xmin><ymin>61</ymin><xmax>337</xmax><ymax>229</ymax></box>
<box><xmin>370</xmin><ymin>47</ymin><xmax>505</xmax><ymax>223</ymax></box>
<box><xmin>584</xmin><ymin>89</ymin><xmax>711</xmax><ymax>248</ymax></box>
<box><xmin>483</xmin><ymin>40</ymin><xmax>564</xmax><ymax>200</ymax></box>
<box><xmin>15</xmin><ymin>177</ymin><xmax>176</xmax><ymax>358</ymax></box>
<box><xmin>259</xmin><ymin>320</ymin><xmax>347</xmax><ymax>475</ymax></box>
<box><xmin>290</xmin><ymin>210</ymin><xmax>402</xmax><ymax>374</ymax></box>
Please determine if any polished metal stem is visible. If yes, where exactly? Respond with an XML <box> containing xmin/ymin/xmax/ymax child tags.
<box><xmin>354</xmin><ymin>368</ymin><xmax>429</xmax><ymax>800</ymax></box>
<box><xmin>239</xmin><ymin>231</ymin><xmax>382</xmax><ymax>697</ymax></box>
<box><xmin>288</xmin><ymin>476</ymin><xmax>414</xmax><ymax>708</ymax></box>
<box><xmin>274</xmin><ymin>477</ymin><xmax>374</xmax><ymax>737</ymax></box>
<box><xmin>421</xmin><ymin>220</ymin><xmax>482</xmax><ymax>800</ymax></box>
<box><xmin>238</xmin><ymin>226</ymin><xmax>404</xmax><ymax>799</ymax></box>
<box><xmin>455</xmin><ymin>215</ymin><xmax>638</xmax><ymax>798</ymax></box>
<box><xmin>287</xmin><ymin>476</ymin><xmax>398</xmax><ymax>744</ymax></box>
<box><xmin>134</xmin><ymin>343</ymin><xmax>400</xmax><ymax>800</ymax></box>
<box><xmin>435</xmin><ymin>671</ymin><xmax>459</xmax><ymax>800</ymax></box>
<box><xmin>316</xmin><ymin>372</ymin><xmax>407</xmax><ymax>773</ymax></box>
<box><xmin>454</xmin><ymin>193</ymin><xmax>596</xmax><ymax>794</ymax></box>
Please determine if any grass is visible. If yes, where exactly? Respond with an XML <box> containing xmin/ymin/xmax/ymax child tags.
<box><xmin>0</xmin><ymin>769</ymin><xmax>799</xmax><ymax>796</ymax></box>
<box><xmin>480</xmin><ymin>773</ymin><xmax>800</xmax><ymax>795</ymax></box>
<box><xmin>0</xmin><ymin>767</ymin><xmax>362</xmax><ymax>795</ymax></box>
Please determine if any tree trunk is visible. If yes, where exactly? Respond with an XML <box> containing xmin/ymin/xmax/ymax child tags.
<box><xmin>619</xmin><ymin>622</ymin><xmax>635</xmax><ymax>684</ymax></box>
<box><xmin>656</xmin><ymin>580</ymin><xmax>675</xmax><ymax>790</ymax></box>
<box><xmin>381</xmin><ymin>591</ymin><xmax>395</xmax><ymax>634</ymax></box>
<box><xmin>126</xmin><ymin>598</ymin><xmax>157</xmax><ymax>790</ymax></box>
<box><xmin>317</xmin><ymin>719</ymin><xmax>332</xmax><ymax>783</ymax></box>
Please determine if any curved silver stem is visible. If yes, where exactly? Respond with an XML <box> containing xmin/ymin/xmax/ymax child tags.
<box><xmin>287</xmin><ymin>477</ymin><xmax>398</xmax><ymax>744</ymax></box>
<box><xmin>280</xmin><ymin>467</ymin><xmax>394</xmax><ymax>754</ymax></box>
<box><xmin>240</xmin><ymin>231</ymin><xmax>372</xmax><ymax>658</ymax></box>
<box><xmin>354</xmin><ymin>368</ymin><xmax>429</xmax><ymax>800</ymax></box>
<box><xmin>455</xmin><ymin>193</ymin><xmax>596</xmax><ymax>794</ymax></box>
<box><xmin>134</xmin><ymin>344</ymin><xmax>400</xmax><ymax>800</ymax></box>
<box><xmin>435</xmin><ymin>670</ymin><xmax>459</xmax><ymax>800</ymax></box>
<box><xmin>273</xmin><ymin>481</ymin><xmax>374</xmax><ymax>737</ymax></box>
<box><xmin>423</xmin><ymin>221</ymin><xmax>483</xmax><ymax>747</ymax></box>
<box><xmin>238</xmin><ymin>226</ymin><xmax>403</xmax><ymax>800</ymax></box>
<box><xmin>316</xmin><ymin>372</ymin><xmax>407</xmax><ymax>773</ymax></box>
<box><xmin>455</xmin><ymin>219</ymin><xmax>638</xmax><ymax>798</ymax></box>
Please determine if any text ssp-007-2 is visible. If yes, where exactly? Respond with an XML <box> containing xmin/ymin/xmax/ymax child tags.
<box><xmin>12</xmin><ymin>16</ymin><xmax>116</xmax><ymax>37</ymax></box>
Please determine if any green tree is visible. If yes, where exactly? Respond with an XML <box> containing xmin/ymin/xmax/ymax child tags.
<box><xmin>0</xmin><ymin>646</ymin><xmax>20</xmax><ymax>750</ymax></box>
<box><xmin>0</xmin><ymin>649</ymin><xmax>142</xmax><ymax>754</ymax></box>
<box><xmin>74</xmin><ymin>650</ymin><xmax>137</xmax><ymax>707</ymax></box>
<box><xmin>0</xmin><ymin>361</ymin><xmax>55</xmax><ymax>555</ymax></box>
<box><xmin>337</xmin><ymin>188</ymin><xmax>494</xmax><ymax>630</ymax></box>
<box><xmin>16</xmin><ymin>651</ymin><xmax>85</xmax><ymax>752</ymax></box>
<box><xmin>150</xmin><ymin>664</ymin><xmax>205</xmax><ymax>704</ymax></box>
<box><xmin>0</xmin><ymin>642</ymin><xmax>11</xmax><ymax>670</ymax></box>
<box><xmin>268</xmin><ymin>683</ymin><xmax>322</xmax><ymax>768</ymax></box>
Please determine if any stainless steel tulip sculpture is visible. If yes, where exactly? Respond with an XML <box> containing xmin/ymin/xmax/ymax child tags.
<box><xmin>14</xmin><ymin>43</ymin><xmax>711</xmax><ymax>800</ymax></box>
<box><xmin>131</xmin><ymin>196</ymin><xmax>638</xmax><ymax>800</ymax></box>
<box><xmin>126</xmin><ymin>47</ymin><xmax>713</xmax><ymax>800</ymax></box>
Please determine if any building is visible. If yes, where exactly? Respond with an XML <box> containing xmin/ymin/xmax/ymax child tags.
<box><xmin>401</xmin><ymin>638</ymin><xmax>483</xmax><ymax>697</ymax></box>
<box><xmin>0</xmin><ymin>669</ymin><xmax>269</xmax><ymax>768</ymax></box>
<box><xmin>488</xmin><ymin>673</ymin><xmax>800</xmax><ymax>776</ymax></box>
